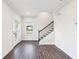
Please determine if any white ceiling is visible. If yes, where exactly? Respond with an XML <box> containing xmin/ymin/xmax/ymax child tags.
<box><xmin>3</xmin><ymin>0</ymin><xmax>72</xmax><ymax>16</ymax></box>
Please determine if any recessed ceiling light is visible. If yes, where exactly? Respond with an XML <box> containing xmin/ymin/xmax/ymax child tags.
<box><xmin>25</xmin><ymin>12</ymin><xmax>32</xmax><ymax>15</ymax></box>
<box><xmin>60</xmin><ymin>0</ymin><xmax>63</xmax><ymax>1</ymax></box>
<box><xmin>39</xmin><ymin>12</ymin><xmax>48</xmax><ymax>16</ymax></box>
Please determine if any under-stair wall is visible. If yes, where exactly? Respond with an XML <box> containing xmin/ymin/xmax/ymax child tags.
<box><xmin>39</xmin><ymin>32</ymin><xmax>55</xmax><ymax>45</ymax></box>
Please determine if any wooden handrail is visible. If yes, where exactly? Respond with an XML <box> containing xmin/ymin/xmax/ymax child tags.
<box><xmin>39</xmin><ymin>21</ymin><xmax>54</xmax><ymax>32</ymax></box>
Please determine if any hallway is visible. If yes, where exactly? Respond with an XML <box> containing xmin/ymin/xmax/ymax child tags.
<box><xmin>4</xmin><ymin>41</ymin><xmax>72</xmax><ymax>59</ymax></box>
<box><xmin>2</xmin><ymin>0</ymin><xmax>77</xmax><ymax>59</ymax></box>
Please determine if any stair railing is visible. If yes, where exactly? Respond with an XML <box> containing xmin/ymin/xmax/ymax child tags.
<box><xmin>38</xmin><ymin>21</ymin><xmax>54</xmax><ymax>42</ymax></box>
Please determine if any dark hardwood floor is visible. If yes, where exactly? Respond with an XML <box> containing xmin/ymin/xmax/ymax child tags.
<box><xmin>3</xmin><ymin>41</ymin><xmax>72</xmax><ymax>59</ymax></box>
<box><xmin>39</xmin><ymin>45</ymin><xmax>72</xmax><ymax>59</ymax></box>
<box><xmin>4</xmin><ymin>41</ymin><xmax>39</xmax><ymax>59</ymax></box>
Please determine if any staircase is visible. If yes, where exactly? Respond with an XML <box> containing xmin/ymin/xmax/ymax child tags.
<box><xmin>38</xmin><ymin>21</ymin><xmax>54</xmax><ymax>42</ymax></box>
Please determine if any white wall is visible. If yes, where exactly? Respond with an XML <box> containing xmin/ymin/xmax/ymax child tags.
<box><xmin>22</xmin><ymin>17</ymin><xmax>38</xmax><ymax>40</ymax></box>
<box><xmin>54</xmin><ymin>0</ymin><xmax>77</xmax><ymax>59</ymax></box>
<box><xmin>2</xmin><ymin>2</ymin><xmax>21</xmax><ymax>58</ymax></box>
<box><xmin>37</xmin><ymin>12</ymin><xmax>53</xmax><ymax>30</ymax></box>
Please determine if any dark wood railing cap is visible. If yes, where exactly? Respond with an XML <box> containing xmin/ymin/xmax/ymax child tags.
<box><xmin>39</xmin><ymin>21</ymin><xmax>54</xmax><ymax>32</ymax></box>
